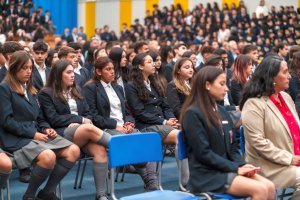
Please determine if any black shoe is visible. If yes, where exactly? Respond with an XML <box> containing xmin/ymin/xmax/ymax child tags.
<box><xmin>36</xmin><ymin>190</ymin><xmax>59</xmax><ymax>200</ymax></box>
<box><xmin>95</xmin><ymin>194</ymin><xmax>108</xmax><ymax>200</ymax></box>
<box><xmin>19</xmin><ymin>168</ymin><xmax>31</xmax><ymax>183</ymax></box>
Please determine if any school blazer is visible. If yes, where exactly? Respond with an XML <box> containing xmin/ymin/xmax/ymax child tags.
<box><xmin>242</xmin><ymin>91</ymin><xmax>298</xmax><ymax>188</ymax></box>
<box><xmin>0</xmin><ymin>81</ymin><xmax>50</xmax><ymax>152</ymax></box>
<box><xmin>38</xmin><ymin>87</ymin><xmax>92</xmax><ymax>136</ymax></box>
<box><xmin>182</xmin><ymin>105</ymin><xmax>245</xmax><ymax>193</ymax></box>
<box><xmin>83</xmin><ymin>81</ymin><xmax>134</xmax><ymax>129</ymax></box>
<box><xmin>125</xmin><ymin>81</ymin><xmax>175</xmax><ymax>130</ymax></box>
<box><xmin>166</xmin><ymin>81</ymin><xmax>187</xmax><ymax>119</ymax></box>
<box><xmin>32</xmin><ymin>65</ymin><xmax>50</xmax><ymax>91</ymax></box>
<box><xmin>75</xmin><ymin>67</ymin><xmax>90</xmax><ymax>88</ymax></box>
<box><xmin>0</xmin><ymin>66</ymin><xmax>7</xmax><ymax>83</ymax></box>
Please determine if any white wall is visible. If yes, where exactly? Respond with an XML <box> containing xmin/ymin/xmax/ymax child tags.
<box><xmin>77</xmin><ymin>0</ymin><xmax>86</xmax><ymax>28</ymax></box>
<box><xmin>96</xmin><ymin>0</ymin><xmax>120</xmax><ymax>33</ymax></box>
<box><xmin>132</xmin><ymin>0</ymin><xmax>146</xmax><ymax>24</ymax></box>
<box><xmin>244</xmin><ymin>0</ymin><xmax>298</xmax><ymax>16</ymax></box>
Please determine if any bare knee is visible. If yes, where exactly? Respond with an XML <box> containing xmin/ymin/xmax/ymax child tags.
<box><xmin>0</xmin><ymin>153</ymin><xmax>12</xmax><ymax>172</ymax></box>
<box><xmin>266</xmin><ymin>181</ymin><xmax>276</xmax><ymax>199</ymax></box>
<box><xmin>36</xmin><ymin>149</ymin><xmax>56</xmax><ymax>169</ymax></box>
<box><xmin>163</xmin><ymin>130</ymin><xmax>178</xmax><ymax>145</ymax></box>
<box><xmin>65</xmin><ymin>144</ymin><xmax>80</xmax><ymax>162</ymax></box>
<box><xmin>252</xmin><ymin>183</ymin><xmax>268</xmax><ymax>199</ymax></box>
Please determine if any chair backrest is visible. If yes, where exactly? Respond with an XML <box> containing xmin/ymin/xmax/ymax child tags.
<box><xmin>239</xmin><ymin>126</ymin><xmax>245</xmax><ymax>155</ymax></box>
<box><xmin>177</xmin><ymin>131</ymin><xmax>188</xmax><ymax>161</ymax></box>
<box><xmin>108</xmin><ymin>132</ymin><xmax>163</xmax><ymax>168</ymax></box>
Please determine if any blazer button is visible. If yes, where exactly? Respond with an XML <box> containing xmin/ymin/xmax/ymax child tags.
<box><xmin>154</xmin><ymin>97</ymin><xmax>156</xmax><ymax>99</ymax></box>
<box><xmin>155</xmin><ymin>106</ymin><xmax>158</xmax><ymax>108</ymax></box>
<box><xmin>159</xmin><ymin>116</ymin><xmax>162</xmax><ymax>118</ymax></box>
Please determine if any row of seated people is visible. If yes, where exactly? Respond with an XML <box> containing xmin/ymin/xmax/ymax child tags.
<box><xmin>0</xmin><ymin>40</ymin><xmax>299</xmax><ymax>199</ymax></box>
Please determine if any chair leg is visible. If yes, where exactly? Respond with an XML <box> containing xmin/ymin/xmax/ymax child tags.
<box><xmin>73</xmin><ymin>159</ymin><xmax>82</xmax><ymax>189</ymax></box>
<box><xmin>114</xmin><ymin>168</ymin><xmax>119</xmax><ymax>182</ymax></box>
<box><xmin>120</xmin><ymin>166</ymin><xmax>126</xmax><ymax>182</ymax></box>
<box><xmin>78</xmin><ymin>159</ymin><xmax>88</xmax><ymax>189</ymax></box>
<box><xmin>56</xmin><ymin>183</ymin><xmax>63</xmax><ymax>200</ymax></box>
<box><xmin>6</xmin><ymin>179</ymin><xmax>10</xmax><ymax>200</ymax></box>
<box><xmin>1</xmin><ymin>188</ymin><xmax>3</xmax><ymax>200</ymax></box>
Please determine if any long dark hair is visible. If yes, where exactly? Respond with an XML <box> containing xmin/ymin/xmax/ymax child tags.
<box><xmin>240</xmin><ymin>56</ymin><xmax>283</xmax><ymax>110</ymax></box>
<box><xmin>109</xmin><ymin>47</ymin><xmax>129</xmax><ymax>83</ymax></box>
<box><xmin>290</xmin><ymin>51</ymin><xmax>300</xmax><ymax>83</ymax></box>
<box><xmin>180</xmin><ymin>66</ymin><xmax>224</xmax><ymax>128</ymax></box>
<box><xmin>45</xmin><ymin>59</ymin><xmax>82</xmax><ymax>103</ymax></box>
<box><xmin>6</xmin><ymin>50</ymin><xmax>37</xmax><ymax>96</ymax></box>
<box><xmin>129</xmin><ymin>53</ymin><xmax>164</xmax><ymax>101</ymax></box>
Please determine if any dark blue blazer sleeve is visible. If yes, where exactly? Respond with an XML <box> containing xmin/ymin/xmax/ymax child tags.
<box><xmin>38</xmin><ymin>88</ymin><xmax>83</xmax><ymax>128</ymax></box>
<box><xmin>230</xmin><ymin>79</ymin><xmax>242</xmax><ymax>105</ymax></box>
<box><xmin>288</xmin><ymin>74</ymin><xmax>300</xmax><ymax>101</ymax></box>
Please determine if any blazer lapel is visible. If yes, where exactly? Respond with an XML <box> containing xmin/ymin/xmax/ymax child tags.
<box><xmin>112</xmin><ymin>84</ymin><xmax>125</xmax><ymax>114</ymax></box>
<box><xmin>98</xmin><ymin>83</ymin><xmax>110</xmax><ymax>107</ymax></box>
<box><xmin>266</xmin><ymin>98</ymin><xmax>292</xmax><ymax>139</ymax></box>
<box><xmin>33</xmin><ymin>66</ymin><xmax>43</xmax><ymax>85</ymax></box>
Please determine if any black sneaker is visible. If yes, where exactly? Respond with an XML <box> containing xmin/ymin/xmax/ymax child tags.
<box><xmin>36</xmin><ymin>190</ymin><xmax>59</xmax><ymax>200</ymax></box>
<box><xmin>19</xmin><ymin>168</ymin><xmax>31</xmax><ymax>183</ymax></box>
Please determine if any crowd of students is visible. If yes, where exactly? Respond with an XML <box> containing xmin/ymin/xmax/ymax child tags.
<box><xmin>1</xmin><ymin>1</ymin><xmax>300</xmax><ymax>200</ymax></box>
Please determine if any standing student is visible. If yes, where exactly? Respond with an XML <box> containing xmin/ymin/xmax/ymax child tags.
<box><xmin>38</xmin><ymin>59</ymin><xmax>112</xmax><ymax>200</ymax></box>
<box><xmin>0</xmin><ymin>51</ymin><xmax>80</xmax><ymax>200</ymax></box>
<box><xmin>83</xmin><ymin>57</ymin><xmax>159</xmax><ymax>191</ymax></box>
<box><xmin>181</xmin><ymin>66</ymin><xmax>275</xmax><ymax>199</ymax></box>
<box><xmin>166</xmin><ymin>57</ymin><xmax>195</xmax><ymax>119</ymax></box>
<box><xmin>125</xmin><ymin>53</ymin><xmax>189</xmax><ymax>187</ymax></box>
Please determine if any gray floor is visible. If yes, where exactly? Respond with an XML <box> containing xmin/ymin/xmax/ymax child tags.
<box><xmin>4</xmin><ymin>157</ymin><xmax>179</xmax><ymax>200</ymax></box>
<box><xmin>2</xmin><ymin>156</ymin><xmax>294</xmax><ymax>200</ymax></box>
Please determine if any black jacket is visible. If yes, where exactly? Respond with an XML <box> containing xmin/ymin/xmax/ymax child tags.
<box><xmin>32</xmin><ymin>65</ymin><xmax>50</xmax><ymax>91</ymax></box>
<box><xmin>125</xmin><ymin>82</ymin><xmax>174</xmax><ymax>129</ymax></box>
<box><xmin>83</xmin><ymin>81</ymin><xmax>134</xmax><ymax>129</ymax></box>
<box><xmin>0</xmin><ymin>81</ymin><xmax>50</xmax><ymax>152</ymax></box>
<box><xmin>181</xmin><ymin>105</ymin><xmax>245</xmax><ymax>193</ymax></box>
<box><xmin>38</xmin><ymin>87</ymin><xmax>92</xmax><ymax>136</ymax></box>
<box><xmin>166</xmin><ymin>81</ymin><xmax>187</xmax><ymax>119</ymax></box>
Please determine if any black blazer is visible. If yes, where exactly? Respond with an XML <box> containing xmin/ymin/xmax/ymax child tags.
<box><xmin>125</xmin><ymin>82</ymin><xmax>175</xmax><ymax>130</ymax></box>
<box><xmin>0</xmin><ymin>81</ymin><xmax>50</xmax><ymax>152</ymax></box>
<box><xmin>0</xmin><ymin>66</ymin><xmax>7</xmax><ymax>83</ymax></box>
<box><xmin>75</xmin><ymin>67</ymin><xmax>90</xmax><ymax>88</ymax></box>
<box><xmin>83</xmin><ymin>81</ymin><xmax>134</xmax><ymax>129</ymax></box>
<box><xmin>288</xmin><ymin>74</ymin><xmax>300</xmax><ymax>101</ymax></box>
<box><xmin>181</xmin><ymin>105</ymin><xmax>245</xmax><ymax>193</ymax></box>
<box><xmin>32</xmin><ymin>65</ymin><xmax>50</xmax><ymax>91</ymax></box>
<box><xmin>38</xmin><ymin>87</ymin><xmax>92</xmax><ymax>136</ymax></box>
<box><xmin>164</xmin><ymin>60</ymin><xmax>175</xmax><ymax>83</ymax></box>
<box><xmin>166</xmin><ymin>81</ymin><xmax>187</xmax><ymax>119</ymax></box>
<box><xmin>230</xmin><ymin>79</ymin><xmax>244</xmax><ymax>106</ymax></box>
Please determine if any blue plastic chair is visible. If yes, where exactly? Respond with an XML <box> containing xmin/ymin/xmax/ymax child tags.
<box><xmin>108</xmin><ymin>132</ymin><xmax>198</xmax><ymax>200</ymax></box>
<box><xmin>177</xmin><ymin>131</ymin><xmax>247</xmax><ymax>200</ymax></box>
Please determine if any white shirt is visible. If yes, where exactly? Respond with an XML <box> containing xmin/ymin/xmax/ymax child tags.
<box><xmin>74</xmin><ymin>64</ymin><xmax>82</xmax><ymax>75</ymax></box>
<box><xmin>144</xmin><ymin>80</ymin><xmax>151</xmax><ymax>91</ymax></box>
<box><xmin>35</xmin><ymin>63</ymin><xmax>47</xmax><ymax>86</ymax></box>
<box><xmin>101</xmin><ymin>80</ymin><xmax>124</xmax><ymax>127</ymax></box>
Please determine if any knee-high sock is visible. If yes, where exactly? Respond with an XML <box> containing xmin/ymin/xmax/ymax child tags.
<box><xmin>0</xmin><ymin>170</ymin><xmax>10</xmax><ymax>189</ymax></box>
<box><xmin>93</xmin><ymin>162</ymin><xmax>108</xmax><ymax>196</ymax></box>
<box><xmin>97</xmin><ymin>131</ymin><xmax>111</xmax><ymax>147</ymax></box>
<box><xmin>23</xmin><ymin>165</ymin><xmax>52</xmax><ymax>198</ymax></box>
<box><xmin>134</xmin><ymin>162</ymin><xmax>159</xmax><ymax>189</ymax></box>
<box><xmin>175</xmin><ymin>147</ymin><xmax>189</xmax><ymax>186</ymax></box>
<box><xmin>43</xmin><ymin>159</ymin><xmax>75</xmax><ymax>193</ymax></box>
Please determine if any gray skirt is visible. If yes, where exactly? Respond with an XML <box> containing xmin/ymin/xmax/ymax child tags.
<box><xmin>141</xmin><ymin>125</ymin><xmax>174</xmax><ymax>140</ymax></box>
<box><xmin>14</xmin><ymin>135</ymin><xmax>72</xmax><ymax>169</ymax></box>
<box><xmin>0</xmin><ymin>148</ymin><xmax>3</xmax><ymax>153</ymax></box>
<box><xmin>63</xmin><ymin>125</ymin><xmax>81</xmax><ymax>142</ymax></box>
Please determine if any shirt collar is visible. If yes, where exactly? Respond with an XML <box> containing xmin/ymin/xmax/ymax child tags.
<box><xmin>100</xmin><ymin>80</ymin><xmax>111</xmax><ymax>88</ymax></box>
